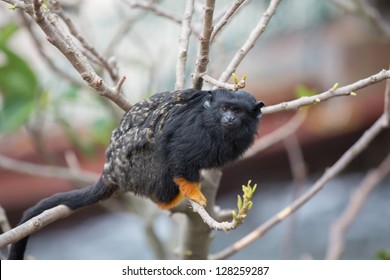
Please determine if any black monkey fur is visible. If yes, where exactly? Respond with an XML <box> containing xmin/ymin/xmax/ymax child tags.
<box><xmin>8</xmin><ymin>88</ymin><xmax>264</xmax><ymax>259</ymax></box>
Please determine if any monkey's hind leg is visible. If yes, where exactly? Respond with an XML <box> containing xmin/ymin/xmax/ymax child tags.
<box><xmin>157</xmin><ymin>191</ymin><xmax>185</xmax><ymax>210</ymax></box>
<box><xmin>175</xmin><ymin>177</ymin><xmax>207</xmax><ymax>206</ymax></box>
<box><xmin>158</xmin><ymin>177</ymin><xmax>207</xmax><ymax>210</ymax></box>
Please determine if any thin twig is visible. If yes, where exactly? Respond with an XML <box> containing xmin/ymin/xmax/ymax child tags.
<box><xmin>189</xmin><ymin>201</ymin><xmax>238</xmax><ymax>231</ymax></box>
<box><xmin>126</xmin><ymin>0</ymin><xmax>182</xmax><ymax>24</ymax></box>
<box><xmin>126</xmin><ymin>0</ymin><xmax>201</xmax><ymax>38</ymax></box>
<box><xmin>0</xmin><ymin>204</ymin><xmax>12</xmax><ymax>254</ymax></box>
<box><xmin>384</xmin><ymin>75</ymin><xmax>390</xmax><ymax>126</ymax></box>
<box><xmin>210</xmin><ymin>0</ymin><xmax>247</xmax><ymax>43</ymax></box>
<box><xmin>212</xmin><ymin>114</ymin><xmax>388</xmax><ymax>259</ymax></box>
<box><xmin>104</xmin><ymin>12</ymin><xmax>146</xmax><ymax>57</ymax></box>
<box><xmin>64</xmin><ymin>150</ymin><xmax>81</xmax><ymax>171</ymax></box>
<box><xmin>359</xmin><ymin>0</ymin><xmax>390</xmax><ymax>37</ymax></box>
<box><xmin>0</xmin><ymin>205</ymin><xmax>11</xmax><ymax>234</ymax></box>
<box><xmin>19</xmin><ymin>11</ymin><xmax>86</xmax><ymax>87</ymax></box>
<box><xmin>282</xmin><ymin>135</ymin><xmax>307</xmax><ymax>259</ymax></box>
<box><xmin>50</xmin><ymin>0</ymin><xmax>120</xmax><ymax>83</ymax></box>
<box><xmin>0</xmin><ymin>155</ymin><xmax>99</xmax><ymax>184</ymax></box>
<box><xmin>218</xmin><ymin>0</ymin><xmax>282</xmax><ymax>83</ymax></box>
<box><xmin>329</xmin><ymin>0</ymin><xmax>390</xmax><ymax>37</ymax></box>
<box><xmin>326</xmin><ymin>152</ymin><xmax>390</xmax><ymax>260</ymax></box>
<box><xmin>201</xmin><ymin>73</ymin><xmax>246</xmax><ymax>90</ymax></box>
<box><xmin>244</xmin><ymin>109</ymin><xmax>307</xmax><ymax>158</ymax></box>
<box><xmin>262</xmin><ymin>69</ymin><xmax>390</xmax><ymax>114</ymax></box>
<box><xmin>175</xmin><ymin>0</ymin><xmax>194</xmax><ymax>90</ymax></box>
<box><xmin>192</xmin><ymin>0</ymin><xmax>216</xmax><ymax>90</ymax></box>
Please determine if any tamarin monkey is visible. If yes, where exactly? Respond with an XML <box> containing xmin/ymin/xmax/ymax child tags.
<box><xmin>8</xmin><ymin>88</ymin><xmax>264</xmax><ymax>259</ymax></box>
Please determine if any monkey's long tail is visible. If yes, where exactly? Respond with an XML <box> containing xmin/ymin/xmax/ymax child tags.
<box><xmin>8</xmin><ymin>177</ymin><xmax>117</xmax><ymax>260</ymax></box>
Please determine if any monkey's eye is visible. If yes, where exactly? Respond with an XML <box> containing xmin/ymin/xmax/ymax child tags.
<box><xmin>220</xmin><ymin>105</ymin><xmax>228</xmax><ymax>113</ymax></box>
<box><xmin>233</xmin><ymin>108</ymin><xmax>242</xmax><ymax>114</ymax></box>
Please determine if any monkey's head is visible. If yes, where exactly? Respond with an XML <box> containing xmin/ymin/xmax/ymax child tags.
<box><xmin>202</xmin><ymin>89</ymin><xmax>264</xmax><ymax>137</ymax></box>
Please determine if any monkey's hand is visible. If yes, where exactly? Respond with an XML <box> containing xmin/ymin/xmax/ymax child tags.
<box><xmin>157</xmin><ymin>177</ymin><xmax>207</xmax><ymax>209</ymax></box>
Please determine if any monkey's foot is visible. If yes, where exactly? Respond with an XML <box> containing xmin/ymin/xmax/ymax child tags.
<box><xmin>174</xmin><ymin>177</ymin><xmax>207</xmax><ymax>206</ymax></box>
<box><xmin>157</xmin><ymin>192</ymin><xmax>185</xmax><ymax>210</ymax></box>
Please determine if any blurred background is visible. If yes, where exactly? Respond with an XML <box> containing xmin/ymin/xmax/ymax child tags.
<box><xmin>0</xmin><ymin>0</ymin><xmax>389</xmax><ymax>259</ymax></box>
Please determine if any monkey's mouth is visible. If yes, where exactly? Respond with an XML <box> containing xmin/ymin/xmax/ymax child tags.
<box><xmin>221</xmin><ymin>120</ymin><xmax>240</xmax><ymax>130</ymax></box>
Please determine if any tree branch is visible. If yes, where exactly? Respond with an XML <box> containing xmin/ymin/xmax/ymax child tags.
<box><xmin>210</xmin><ymin>0</ymin><xmax>247</xmax><ymax>43</ymax></box>
<box><xmin>126</xmin><ymin>0</ymin><xmax>182</xmax><ymax>25</ymax></box>
<box><xmin>0</xmin><ymin>155</ymin><xmax>99</xmax><ymax>185</ymax></box>
<box><xmin>326</xmin><ymin>152</ymin><xmax>390</xmax><ymax>260</ymax></box>
<box><xmin>18</xmin><ymin>11</ymin><xmax>86</xmax><ymax>88</ymax></box>
<box><xmin>192</xmin><ymin>0</ymin><xmax>215</xmax><ymax>90</ymax></box>
<box><xmin>330</xmin><ymin>0</ymin><xmax>390</xmax><ymax>38</ymax></box>
<box><xmin>175</xmin><ymin>0</ymin><xmax>194</xmax><ymax>90</ymax></box>
<box><xmin>262</xmin><ymin>69</ymin><xmax>390</xmax><ymax>114</ymax></box>
<box><xmin>281</xmin><ymin>135</ymin><xmax>307</xmax><ymax>258</ymax></box>
<box><xmin>0</xmin><ymin>205</ymin><xmax>11</xmax><ymax>234</ymax></box>
<box><xmin>0</xmin><ymin>204</ymin><xmax>12</xmax><ymax>256</ymax></box>
<box><xmin>357</xmin><ymin>0</ymin><xmax>390</xmax><ymax>37</ymax></box>
<box><xmin>384</xmin><ymin>75</ymin><xmax>390</xmax><ymax>126</ymax></box>
<box><xmin>201</xmin><ymin>73</ymin><xmax>246</xmax><ymax>90</ymax></box>
<box><xmin>125</xmin><ymin>0</ymin><xmax>200</xmax><ymax>38</ymax></box>
<box><xmin>218</xmin><ymin>0</ymin><xmax>283</xmax><ymax>83</ymax></box>
<box><xmin>244</xmin><ymin>109</ymin><xmax>307</xmax><ymax>159</ymax></box>
<box><xmin>0</xmin><ymin>205</ymin><xmax>74</xmax><ymax>249</ymax></box>
<box><xmin>49</xmin><ymin>0</ymin><xmax>120</xmax><ymax>83</ymax></box>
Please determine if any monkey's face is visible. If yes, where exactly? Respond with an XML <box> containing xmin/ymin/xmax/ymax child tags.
<box><xmin>219</xmin><ymin>104</ymin><xmax>245</xmax><ymax>130</ymax></box>
<box><xmin>202</xmin><ymin>89</ymin><xmax>264</xmax><ymax>136</ymax></box>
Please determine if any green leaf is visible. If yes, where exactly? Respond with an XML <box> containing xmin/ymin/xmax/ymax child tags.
<box><xmin>251</xmin><ymin>183</ymin><xmax>257</xmax><ymax>194</ymax></box>
<box><xmin>232</xmin><ymin>73</ymin><xmax>239</xmax><ymax>84</ymax></box>
<box><xmin>0</xmin><ymin>23</ymin><xmax>18</xmax><ymax>45</ymax></box>
<box><xmin>0</xmin><ymin>26</ymin><xmax>38</xmax><ymax>132</ymax></box>
<box><xmin>0</xmin><ymin>101</ymin><xmax>34</xmax><ymax>131</ymax></box>
<box><xmin>237</xmin><ymin>195</ymin><xmax>243</xmax><ymax>210</ymax></box>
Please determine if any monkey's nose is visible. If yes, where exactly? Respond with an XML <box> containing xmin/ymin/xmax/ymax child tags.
<box><xmin>222</xmin><ymin>118</ymin><xmax>239</xmax><ymax>128</ymax></box>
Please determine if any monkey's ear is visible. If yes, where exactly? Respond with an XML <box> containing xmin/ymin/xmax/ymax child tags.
<box><xmin>254</xmin><ymin>101</ymin><xmax>265</xmax><ymax>119</ymax></box>
<box><xmin>203</xmin><ymin>91</ymin><xmax>213</xmax><ymax>109</ymax></box>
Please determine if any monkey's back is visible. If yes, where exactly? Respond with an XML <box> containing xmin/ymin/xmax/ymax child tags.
<box><xmin>102</xmin><ymin>90</ymin><xmax>191</xmax><ymax>201</ymax></box>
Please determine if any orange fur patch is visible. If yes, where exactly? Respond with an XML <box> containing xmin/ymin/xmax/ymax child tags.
<box><xmin>157</xmin><ymin>191</ymin><xmax>185</xmax><ymax>210</ymax></box>
<box><xmin>174</xmin><ymin>177</ymin><xmax>207</xmax><ymax>206</ymax></box>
